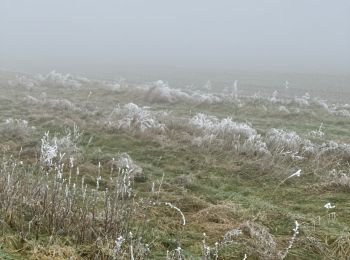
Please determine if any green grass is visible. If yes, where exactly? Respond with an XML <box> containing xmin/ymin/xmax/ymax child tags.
<box><xmin>1</xmin><ymin>74</ymin><xmax>350</xmax><ymax>259</ymax></box>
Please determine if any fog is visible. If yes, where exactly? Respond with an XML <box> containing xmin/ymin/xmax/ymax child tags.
<box><xmin>1</xmin><ymin>0</ymin><xmax>350</xmax><ymax>77</ymax></box>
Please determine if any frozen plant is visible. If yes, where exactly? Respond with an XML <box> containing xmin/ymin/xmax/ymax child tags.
<box><xmin>280</xmin><ymin>220</ymin><xmax>300</xmax><ymax>259</ymax></box>
<box><xmin>267</xmin><ymin>128</ymin><xmax>302</xmax><ymax>153</ymax></box>
<box><xmin>111</xmin><ymin>153</ymin><xmax>144</xmax><ymax>180</ymax></box>
<box><xmin>39</xmin><ymin>125</ymin><xmax>82</xmax><ymax>167</ymax></box>
<box><xmin>202</xmin><ymin>233</ymin><xmax>211</xmax><ymax>259</ymax></box>
<box><xmin>278</xmin><ymin>106</ymin><xmax>290</xmax><ymax>114</ymax></box>
<box><xmin>107</xmin><ymin>103</ymin><xmax>165</xmax><ymax>132</ymax></box>
<box><xmin>190</xmin><ymin>113</ymin><xmax>257</xmax><ymax>140</ymax></box>
<box><xmin>266</xmin><ymin>128</ymin><xmax>316</xmax><ymax>156</ymax></box>
<box><xmin>114</xmin><ymin>236</ymin><xmax>125</xmax><ymax>256</ymax></box>
<box><xmin>144</xmin><ymin>80</ymin><xmax>193</xmax><ymax>103</ymax></box>
<box><xmin>223</xmin><ymin>228</ymin><xmax>242</xmax><ymax>244</ymax></box>
<box><xmin>40</xmin><ymin>131</ymin><xmax>58</xmax><ymax>167</ymax></box>
<box><xmin>270</xmin><ymin>90</ymin><xmax>279</xmax><ymax>103</ymax></box>
<box><xmin>309</xmin><ymin>123</ymin><xmax>325</xmax><ymax>138</ymax></box>
<box><xmin>324</xmin><ymin>202</ymin><xmax>335</xmax><ymax>209</ymax></box>
<box><xmin>294</xmin><ymin>93</ymin><xmax>310</xmax><ymax>107</ymax></box>
<box><xmin>163</xmin><ymin>202</ymin><xmax>186</xmax><ymax>226</ymax></box>
<box><xmin>241</xmin><ymin>134</ymin><xmax>270</xmax><ymax>155</ymax></box>
<box><xmin>37</xmin><ymin>70</ymin><xmax>83</xmax><ymax>89</ymax></box>
<box><xmin>0</xmin><ymin>118</ymin><xmax>35</xmax><ymax>139</ymax></box>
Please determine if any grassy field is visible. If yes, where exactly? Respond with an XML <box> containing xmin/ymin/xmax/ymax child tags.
<box><xmin>0</xmin><ymin>70</ymin><xmax>350</xmax><ymax>259</ymax></box>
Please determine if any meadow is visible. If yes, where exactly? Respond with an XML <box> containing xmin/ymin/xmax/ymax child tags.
<box><xmin>0</xmin><ymin>70</ymin><xmax>350</xmax><ymax>259</ymax></box>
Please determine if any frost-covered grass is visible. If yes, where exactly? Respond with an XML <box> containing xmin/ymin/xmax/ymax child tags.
<box><xmin>0</xmin><ymin>118</ymin><xmax>35</xmax><ymax>140</ymax></box>
<box><xmin>1</xmin><ymin>71</ymin><xmax>350</xmax><ymax>259</ymax></box>
<box><xmin>106</xmin><ymin>103</ymin><xmax>166</xmax><ymax>132</ymax></box>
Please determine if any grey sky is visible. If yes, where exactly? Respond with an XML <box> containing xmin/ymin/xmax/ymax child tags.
<box><xmin>1</xmin><ymin>0</ymin><xmax>349</xmax><ymax>75</ymax></box>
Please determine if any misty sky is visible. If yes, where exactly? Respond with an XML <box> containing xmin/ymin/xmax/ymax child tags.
<box><xmin>1</xmin><ymin>1</ymin><xmax>350</xmax><ymax>75</ymax></box>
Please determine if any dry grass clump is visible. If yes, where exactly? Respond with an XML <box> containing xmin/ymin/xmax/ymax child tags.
<box><xmin>192</xmin><ymin>204</ymin><xmax>245</xmax><ymax>241</ymax></box>
<box><xmin>0</xmin><ymin>150</ymin><xmax>152</xmax><ymax>259</ymax></box>
<box><xmin>296</xmin><ymin>228</ymin><xmax>330</xmax><ymax>258</ymax></box>
<box><xmin>329</xmin><ymin>232</ymin><xmax>350</xmax><ymax>259</ymax></box>
<box><xmin>194</xmin><ymin>204</ymin><xmax>243</xmax><ymax>226</ymax></box>
<box><xmin>240</xmin><ymin>221</ymin><xmax>280</xmax><ymax>259</ymax></box>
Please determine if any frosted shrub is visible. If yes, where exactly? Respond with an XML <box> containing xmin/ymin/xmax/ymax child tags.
<box><xmin>146</xmin><ymin>80</ymin><xmax>224</xmax><ymax>104</ymax></box>
<box><xmin>189</xmin><ymin>113</ymin><xmax>268</xmax><ymax>155</ymax></box>
<box><xmin>190</xmin><ymin>91</ymin><xmax>223</xmax><ymax>104</ymax></box>
<box><xmin>266</xmin><ymin>128</ymin><xmax>316</xmax><ymax>156</ymax></box>
<box><xmin>313</xmin><ymin>98</ymin><xmax>329</xmax><ymax>110</ymax></box>
<box><xmin>40</xmin><ymin>131</ymin><xmax>59</xmax><ymax>167</ymax></box>
<box><xmin>294</xmin><ymin>93</ymin><xmax>310</xmax><ymax>107</ymax></box>
<box><xmin>145</xmin><ymin>80</ymin><xmax>193</xmax><ymax>103</ymax></box>
<box><xmin>191</xmin><ymin>134</ymin><xmax>217</xmax><ymax>147</ymax></box>
<box><xmin>104</xmin><ymin>78</ymin><xmax>128</xmax><ymax>92</ymax></box>
<box><xmin>278</xmin><ymin>106</ymin><xmax>290</xmax><ymax>114</ymax></box>
<box><xmin>267</xmin><ymin>128</ymin><xmax>302</xmax><ymax>153</ymax></box>
<box><xmin>270</xmin><ymin>90</ymin><xmax>279</xmax><ymax>104</ymax></box>
<box><xmin>325</xmin><ymin>169</ymin><xmax>350</xmax><ymax>189</ymax></box>
<box><xmin>56</xmin><ymin>124</ymin><xmax>82</xmax><ymax>155</ymax></box>
<box><xmin>309</xmin><ymin>124</ymin><xmax>325</xmax><ymax>138</ymax></box>
<box><xmin>40</xmin><ymin>125</ymin><xmax>82</xmax><ymax>167</ymax></box>
<box><xmin>37</xmin><ymin>70</ymin><xmax>83</xmax><ymax>89</ymax></box>
<box><xmin>190</xmin><ymin>113</ymin><xmax>257</xmax><ymax>140</ymax></box>
<box><xmin>107</xmin><ymin>103</ymin><xmax>165</xmax><ymax>132</ymax></box>
<box><xmin>329</xmin><ymin>107</ymin><xmax>350</xmax><ymax>117</ymax></box>
<box><xmin>318</xmin><ymin>141</ymin><xmax>350</xmax><ymax>160</ymax></box>
<box><xmin>241</xmin><ymin>134</ymin><xmax>270</xmax><ymax>155</ymax></box>
<box><xmin>109</xmin><ymin>153</ymin><xmax>144</xmax><ymax>181</ymax></box>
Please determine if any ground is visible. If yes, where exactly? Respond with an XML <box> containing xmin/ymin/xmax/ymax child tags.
<box><xmin>0</xmin><ymin>70</ymin><xmax>350</xmax><ymax>259</ymax></box>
